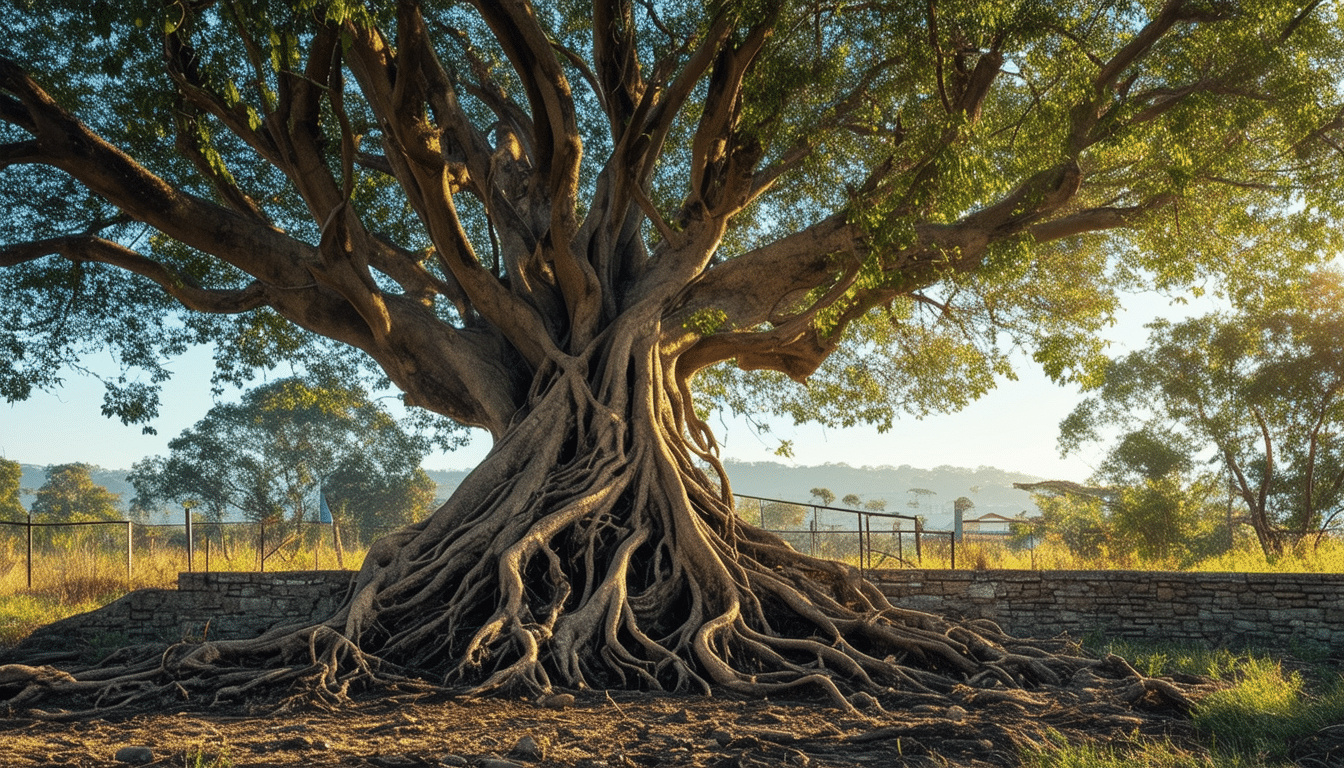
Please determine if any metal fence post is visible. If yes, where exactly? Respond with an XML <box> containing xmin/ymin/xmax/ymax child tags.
<box><xmin>184</xmin><ymin>505</ymin><xmax>194</xmax><ymax>573</ymax></box>
<box><xmin>125</xmin><ymin>520</ymin><xmax>133</xmax><ymax>585</ymax></box>
<box><xmin>26</xmin><ymin>511</ymin><xmax>32</xmax><ymax>590</ymax></box>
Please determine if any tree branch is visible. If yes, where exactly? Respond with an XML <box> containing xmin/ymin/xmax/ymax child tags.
<box><xmin>0</xmin><ymin>235</ymin><xmax>269</xmax><ymax>314</ymax></box>
<box><xmin>1029</xmin><ymin>195</ymin><xmax>1175</xmax><ymax>243</ymax></box>
<box><xmin>0</xmin><ymin>139</ymin><xmax>42</xmax><ymax>168</ymax></box>
<box><xmin>593</xmin><ymin>0</ymin><xmax>644</xmax><ymax>133</ymax></box>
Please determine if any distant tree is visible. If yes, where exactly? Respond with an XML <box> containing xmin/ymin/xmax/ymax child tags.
<box><xmin>131</xmin><ymin>377</ymin><xmax>434</xmax><ymax>538</ymax></box>
<box><xmin>761</xmin><ymin>501</ymin><xmax>809</xmax><ymax>529</ymax></box>
<box><xmin>30</xmin><ymin>463</ymin><xmax>121</xmax><ymax>522</ymax></box>
<box><xmin>0</xmin><ymin>458</ymin><xmax>23</xmax><ymax>521</ymax></box>
<box><xmin>1026</xmin><ymin>489</ymin><xmax>1111</xmax><ymax>559</ymax></box>
<box><xmin>907</xmin><ymin>488</ymin><xmax>937</xmax><ymax>510</ymax></box>
<box><xmin>953</xmin><ymin>496</ymin><xmax>975</xmax><ymax>514</ymax></box>
<box><xmin>324</xmin><ymin>461</ymin><xmax>437</xmax><ymax>540</ymax></box>
<box><xmin>809</xmin><ymin>488</ymin><xmax>836</xmax><ymax>507</ymax></box>
<box><xmin>841</xmin><ymin>494</ymin><xmax>862</xmax><ymax>509</ymax></box>
<box><xmin>1095</xmin><ymin>430</ymin><xmax>1226</xmax><ymax>560</ymax></box>
<box><xmin>863</xmin><ymin>498</ymin><xmax>888</xmax><ymax>513</ymax></box>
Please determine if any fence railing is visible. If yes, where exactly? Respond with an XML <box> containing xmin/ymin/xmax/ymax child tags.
<box><xmin>1</xmin><ymin>494</ymin><xmax>965</xmax><ymax>590</ymax></box>
<box><xmin>0</xmin><ymin>514</ymin><xmax>375</xmax><ymax>589</ymax></box>
<box><xmin>731</xmin><ymin>494</ymin><xmax>958</xmax><ymax>573</ymax></box>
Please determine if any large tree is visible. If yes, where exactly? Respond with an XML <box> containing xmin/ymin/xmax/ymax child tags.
<box><xmin>2</xmin><ymin>0</ymin><xmax>1342</xmax><ymax>711</ymax></box>
<box><xmin>129</xmin><ymin>375</ymin><xmax>436</xmax><ymax>540</ymax></box>
<box><xmin>1061</xmin><ymin>270</ymin><xmax>1344</xmax><ymax>557</ymax></box>
<box><xmin>28</xmin><ymin>463</ymin><xmax>122</xmax><ymax>523</ymax></box>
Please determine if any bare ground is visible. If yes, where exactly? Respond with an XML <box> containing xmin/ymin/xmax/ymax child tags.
<box><xmin>0</xmin><ymin>677</ymin><xmax>1205</xmax><ymax>768</ymax></box>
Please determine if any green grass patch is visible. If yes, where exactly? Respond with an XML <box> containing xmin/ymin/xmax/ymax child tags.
<box><xmin>1194</xmin><ymin>658</ymin><xmax>1344</xmax><ymax>763</ymax></box>
<box><xmin>1022</xmin><ymin>736</ymin><xmax>1232</xmax><ymax>768</ymax></box>
<box><xmin>1030</xmin><ymin>639</ymin><xmax>1344</xmax><ymax>768</ymax></box>
<box><xmin>0</xmin><ymin>592</ymin><xmax>118</xmax><ymax>649</ymax></box>
<box><xmin>1087</xmin><ymin>638</ymin><xmax>1245</xmax><ymax>680</ymax></box>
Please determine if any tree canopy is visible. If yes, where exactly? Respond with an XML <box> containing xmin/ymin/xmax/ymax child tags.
<box><xmin>1061</xmin><ymin>270</ymin><xmax>1344</xmax><ymax>556</ymax></box>
<box><xmin>0</xmin><ymin>457</ymin><xmax>23</xmax><ymax>521</ymax></box>
<box><xmin>2</xmin><ymin>0</ymin><xmax>1343</xmax><ymax>715</ymax></box>
<box><xmin>3</xmin><ymin>0</ymin><xmax>1341</xmax><ymax>432</ymax></box>
<box><xmin>29</xmin><ymin>463</ymin><xmax>122</xmax><ymax>523</ymax></box>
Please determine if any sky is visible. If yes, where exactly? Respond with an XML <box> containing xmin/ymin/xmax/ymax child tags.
<box><xmin>0</xmin><ymin>291</ymin><xmax>1214</xmax><ymax>481</ymax></box>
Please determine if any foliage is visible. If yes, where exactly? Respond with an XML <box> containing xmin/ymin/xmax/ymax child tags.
<box><xmin>808</xmin><ymin>487</ymin><xmax>835</xmax><ymax>507</ymax></box>
<box><xmin>1062</xmin><ymin>271</ymin><xmax>1344</xmax><ymax>557</ymax></box>
<box><xmin>841</xmin><ymin>494</ymin><xmax>862</xmax><ymax>509</ymax></box>
<box><xmin>739</xmin><ymin>499</ymin><xmax>809</xmax><ymax>529</ymax></box>
<box><xmin>0</xmin><ymin>0</ymin><xmax>1339</xmax><ymax>437</ymax></box>
<box><xmin>28</xmin><ymin>464</ymin><xmax>121</xmax><ymax>523</ymax></box>
<box><xmin>324</xmin><ymin>462</ymin><xmax>437</xmax><ymax>539</ymax></box>
<box><xmin>0</xmin><ymin>458</ymin><xmax>23</xmax><ymax>521</ymax></box>
<box><xmin>129</xmin><ymin>377</ymin><xmax>435</xmax><ymax>538</ymax></box>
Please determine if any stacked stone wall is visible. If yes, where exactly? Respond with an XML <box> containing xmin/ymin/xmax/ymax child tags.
<box><xmin>870</xmin><ymin>569</ymin><xmax>1344</xmax><ymax>649</ymax></box>
<box><xmin>9</xmin><ymin>571</ymin><xmax>356</xmax><ymax>655</ymax></box>
<box><xmin>9</xmin><ymin>569</ymin><xmax>1342</xmax><ymax>658</ymax></box>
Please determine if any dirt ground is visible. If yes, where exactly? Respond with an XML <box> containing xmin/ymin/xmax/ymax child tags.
<box><xmin>0</xmin><ymin>682</ymin><xmax>1200</xmax><ymax>768</ymax></box>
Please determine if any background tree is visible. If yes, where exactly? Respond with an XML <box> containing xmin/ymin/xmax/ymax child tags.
<box><xmin>0</xmin><ymin>458</ymin><xmax>24</xmax><ymax>521</ymax></box>
<box><xmin>2</xmin><ymin>0</ymin><xmax>1342</xmax><ymax>709</ymax></box>
<box><xmin>753</xmin><ymin>500</ymin><xmax>809</xmax><ymax>529</ymax></box>
<box><xmin>907</xmin><ymin>488</ymin><xmax>938</xmax><ymax>511</ymax></box>
<box><xmin>841</xmin><ymin>493</ymin><xmax>863</xmax><ymax>509</ymax></box>
<box><xmin>863</xmin><ymin>498</ymin><xmax>888</xmax><ymax>513</ymax></box>
<box><xmin>1094</xmin><ymin>429</ymin><xmax>1226</xmax><ymax>561</ymax></box>
<box><xmin>323</xmin><ymin>460</ymin><xmax>437</xmax><ymax>543</ymax></box>
<box><xmin>1061</xmin><ymin>271</ymin><xmax>1344</xmax><ymax>557</ymax></box>
<box><xmin>808</xmin><ymin>487</ymin><xmax>836</xmax><ymax>507</ymax></box>
<box><xmin>130</xmin><ymin>376</ymin><xmax>434</xmax><ymax>540</ymax></box>
<box><xmin>30</xmin><ymin>463</ymin><xmax>122</xmax><ymax>523</ymax></box>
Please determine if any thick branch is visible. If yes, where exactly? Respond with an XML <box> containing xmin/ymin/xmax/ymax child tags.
<box><xmin>0</xmin><ymin>236</ymin><xmax>268</xmax><ymax>314</ymax></box>
<box><xmin>0</xmin><ymin>139</ymin><xmax>42</xmax><ymax>168</ymax></box>
<box><xmin>593</xmin><ymin>0</ymin><xmax>644</xmax><ymax>132</ymax></box>
<box><xmin>1029</xmin><ymin>195</ymin><xmax>1175</xmax><ymax>243</ymax></box>
<box><xmin>0</xmin><ymin>54</ymin><xmax>314</xmax><ymax>290</ymax></box>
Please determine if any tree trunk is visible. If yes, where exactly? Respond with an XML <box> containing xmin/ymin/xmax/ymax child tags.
<box><xmin>0</xmin><ymin>323</ymin><xmax>1191</xmax><ymax>715</ymax></box>
<box><xmin>273</xmin><ymin>320</ymin><xmax>1081</xmax><ymax>706</ymax></box>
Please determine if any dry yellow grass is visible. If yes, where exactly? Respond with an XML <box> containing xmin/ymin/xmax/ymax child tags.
<box><xmin>0</xmin><ymin>530</ymin><xmax>367</xmax><ymax>648</ymax></box>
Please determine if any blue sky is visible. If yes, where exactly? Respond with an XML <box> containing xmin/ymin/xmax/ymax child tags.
<box><xmin>0</xmin><ymin>292</ymin><xmax>1209</xmax><ymax>479</ymax></box>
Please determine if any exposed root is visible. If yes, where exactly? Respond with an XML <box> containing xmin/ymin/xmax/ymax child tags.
<box><xmin>0</xmin><ymin>337</ymin><xmax>1210</xmax><ymax>730</ymax></box>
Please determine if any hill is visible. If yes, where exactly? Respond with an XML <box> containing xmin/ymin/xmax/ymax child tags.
<box><xmin>720</xmin><ymin>460</ymin><xmax>1043</xmax><ymax>528</ymax></box>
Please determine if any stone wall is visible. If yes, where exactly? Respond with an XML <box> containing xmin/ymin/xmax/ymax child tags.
<box><xmin>10</xmin><ymin>571</ymin><xmax>356</xmax><ymax>656</ymax></box>
<box><xmin>9</xmin><ymin>568</ymin><xmax>1342</xmax><ymax>660</ymax></box>
<box><xmin>870</xmin><ymin>569</ymin><xmax>1344</xmax><ymax>650</ymax></box>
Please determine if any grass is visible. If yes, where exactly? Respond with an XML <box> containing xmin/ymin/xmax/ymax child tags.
<box><xmin>915</xmin><ymin>537</ymin><xmax>1344</xmax><ymax>573</ymax></box>
<box><xmin>0</xmin><ymin>532</ymin><xmax>367</xmax><ymax>649</ymax></box>
<box><xmin>1025</xmin><ymin>638</ymin><xmax>1344</xmax><ymax>768</ymax></box>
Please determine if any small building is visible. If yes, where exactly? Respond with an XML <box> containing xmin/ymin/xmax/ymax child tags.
<box><xmin>963</xmin><ymin>512</ymin><xmax>1019</xmax><ymax>536</ymax></box>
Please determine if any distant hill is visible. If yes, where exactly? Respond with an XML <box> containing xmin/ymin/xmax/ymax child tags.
<box><xmin>425</xmin><ymin>461</ymin><xmax>1044</xmax><ymax>529</ymax></box>
<box><xmin>719</xmin><ymin>460</ymin><xmax>1043</xmax><ymax>529</ymax></box>
<box><xmin>13</xmin><ymin>461</ymin><xmax>1043</xmax><ymax>529</ymax></box>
